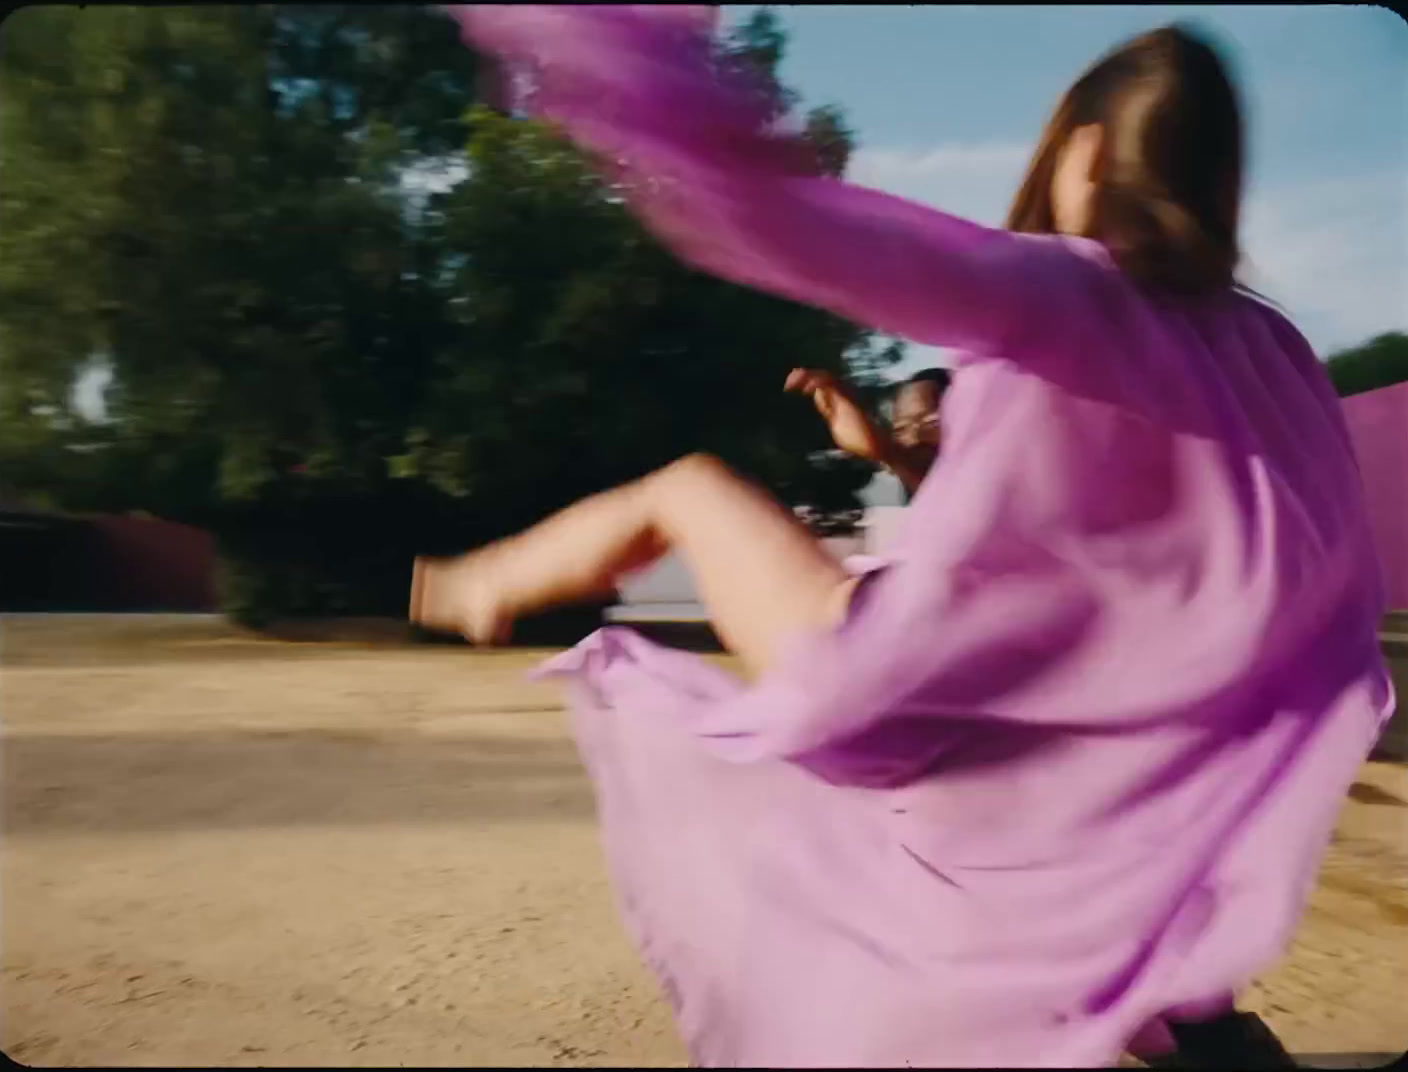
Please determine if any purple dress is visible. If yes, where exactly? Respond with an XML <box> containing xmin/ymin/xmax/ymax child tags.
<box><xmin>449</xmin><ymin>7</ymin><xmax>1395</xmax><ymax>1066</ymax></box>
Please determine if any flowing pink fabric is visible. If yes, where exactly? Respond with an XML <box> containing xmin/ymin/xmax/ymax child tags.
<box><xmin>448</xmin><ymin>7</ymin><xmax>1395</xmax><ymax>1066</ymax></box>
<box><xmin>1340</xmin><ymin>382</ymin><xmax>1408</xmax><ymax>610</ymax></box>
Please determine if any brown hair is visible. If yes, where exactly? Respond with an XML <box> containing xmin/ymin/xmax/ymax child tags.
<box><xmin>1004</xmin><ymin>24</ymin><xmax>1243</xmax><ymax>296</ymax></box>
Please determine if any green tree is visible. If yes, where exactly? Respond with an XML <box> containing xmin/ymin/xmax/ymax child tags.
<box><xmin>1325</xmin><ymin>332</ymin><xmax>1408</xmax><ymax>398</ymax></box>
<box><xmin>0</xmin><ymin>6</ymin><xmax>479</xmax><ymax>515</ymax></box>
<box><xmin>0</xmin><ymin>5</ymin><xmax>896</xmax><ymax>622</ymax></box>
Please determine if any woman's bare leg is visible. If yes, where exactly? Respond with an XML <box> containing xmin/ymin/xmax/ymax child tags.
<box><xmin>410</xmin><ymin>453</ymin><xmax>853</xmax><ymax>675</ymax></box>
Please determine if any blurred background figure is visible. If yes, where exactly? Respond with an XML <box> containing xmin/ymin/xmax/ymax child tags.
<box><xmin>886</xmin><ymin>368</ymin><xmax>950</xmax><ymax>496</ymax></box>
<box><xmin>786</xmin><ymin>366</ymin><xmax>951</xmax><ymax>501</ymax></box>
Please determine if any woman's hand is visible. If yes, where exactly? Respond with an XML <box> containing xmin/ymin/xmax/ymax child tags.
<box><xmin>785</xmin><ymin>368</ymin><xmax>890</xmax><ymax>463</ymax></box>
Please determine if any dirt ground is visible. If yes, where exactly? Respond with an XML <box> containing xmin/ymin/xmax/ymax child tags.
<box><xmin>2</xmin><ymin>615</ymin><xmax>1405</xmax><ymax>1068</ymax></box>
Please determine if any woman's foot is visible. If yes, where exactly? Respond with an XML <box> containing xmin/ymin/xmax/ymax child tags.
<box><xmin>410</xmin><ymin>548</ymin><xmax>516</xmax><ymax>645</ymax></box>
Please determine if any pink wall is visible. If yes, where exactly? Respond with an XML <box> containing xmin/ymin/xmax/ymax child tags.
<box><xmin>0</xmin><ymin>511</ymin><xmax>216</xmax><ymax>612</ymax></box>
<box><xmin>1340</xmin><ymin>381</ymin><xmax>1408</xmax><ymax>611</ymax></box>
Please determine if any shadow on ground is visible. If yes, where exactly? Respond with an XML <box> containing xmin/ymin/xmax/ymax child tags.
<box><xmin>412</xmin><ymin>612</ymin><xmax>725</xmax><ymax>653</ymax></box>
<box><xmin>1346</xmin><ymin>781</ymin><xmax>1408</xmax><ymax>807</ymax></box>
<box><xmin>3</xmin><ymin>729</ymin><xmax>597</xmax><ymax>835</ymax></box>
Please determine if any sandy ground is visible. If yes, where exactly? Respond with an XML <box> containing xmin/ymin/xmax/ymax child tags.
<box><xmin>2</xmin><ymin>615</ymin><xmax>1405</xmax><ymax>1068</ymax></box>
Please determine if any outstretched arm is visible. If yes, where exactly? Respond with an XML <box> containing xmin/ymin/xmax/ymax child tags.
<box><xmin>448</xmin><ymin>5</ymin><xmax>1101</xmax><ymax>371</ymax></box>
<box><xmin>671</xmin><ymin>173</ymin><xmax>1075</xmax><ymax>363</ymax></box>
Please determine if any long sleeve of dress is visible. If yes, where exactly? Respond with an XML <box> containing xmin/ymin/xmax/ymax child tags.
<box><xmin>446</xmin><ymin>4</ymin><xmax>1095</xmax><ymax>368</ymax></box>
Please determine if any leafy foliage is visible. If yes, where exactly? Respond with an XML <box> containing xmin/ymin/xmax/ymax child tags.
<box><xmin>0</xmin><ymin>5</ymin><xmax>897</xmax><ymax>622</ymax></box>
<box><xmin>1325</xmin><ymin>332</ymin><xmax>1408</xmax><ymax>398</ymax></box>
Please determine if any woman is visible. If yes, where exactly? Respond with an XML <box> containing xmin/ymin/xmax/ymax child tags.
<box><xmin>414</xmin><ymin>9</ymin><xmax>1392</xmax><ymax>1067</ymax></box>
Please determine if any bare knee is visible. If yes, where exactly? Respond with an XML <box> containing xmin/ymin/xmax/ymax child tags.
<box><xmin>643</xmin><ymin>453</ymin><xmax>742</xmax><ymax>540</ymax></box>
<box><xmin>650</xmin><ymin>452</ymin><xmax>734</xmax><ymax>497</ymax></box>
<box><xmin>662</xmin><ymin>452</ymin><xmax>730</xmax><ymax>482</ymax></box>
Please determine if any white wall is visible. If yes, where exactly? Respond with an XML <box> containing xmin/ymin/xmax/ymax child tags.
<box><xmin>862</xmin><ymin>506</ymin><xmax>907</xmax><ymax>556</ymax></box>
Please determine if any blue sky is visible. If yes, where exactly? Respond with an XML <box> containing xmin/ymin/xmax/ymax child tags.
<box><xmin>724</xmin><ymin>4</ymin><xmax>1408</xmax><ymax>372</ymax></box>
